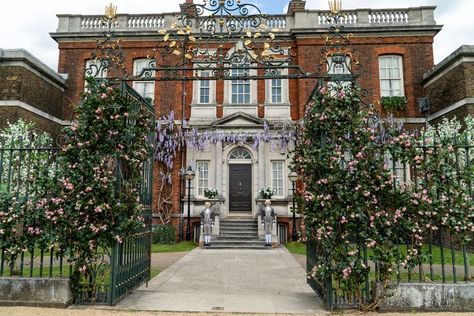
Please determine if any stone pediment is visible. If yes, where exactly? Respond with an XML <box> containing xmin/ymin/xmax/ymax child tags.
<box><xmin>211</xmin><ymin>112</ymin><xmax>264</xmax><ymax>128</ymax></box>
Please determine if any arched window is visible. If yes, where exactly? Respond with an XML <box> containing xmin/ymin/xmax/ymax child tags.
<box><xmin>229</xmin><ymin>148</ymin><xmax>252</xmax><ymax>160</ymax></box>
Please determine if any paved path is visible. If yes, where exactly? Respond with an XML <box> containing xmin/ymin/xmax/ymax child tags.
<box><xmin>116</xmin><ymin>247</ymin><xmax>325</xmax><ymax>314</ymax></box>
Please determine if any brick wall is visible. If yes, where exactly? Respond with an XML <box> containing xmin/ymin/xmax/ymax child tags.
<box><xmin>58</xmin><ymin>35</ymin><xmax>434</xmax><ymax>122</ymax></box>
<box><xmin>0</xmin><ymin>66</ymin><xmax>65</xmax><ymax>119</ymax></box>
<box><xmin>56</xmin><ymin>34</ymin><xmax>436</xmax><ymax>218</ymax></box>
<box><xmin>0</xmin><ymin>107</ymin><xmax>64</xmax><ymax>138</ymax></box>
<box><xmin>425</xmin><ymin>63</ymin><xmax>469</xmax><ymax>114</ymax></box>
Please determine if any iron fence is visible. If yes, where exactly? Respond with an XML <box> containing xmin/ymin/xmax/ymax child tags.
<box><xmin>0</xmin><ymin>82</ymin><xmax>154</xmax><ymax>305</ymax></box>
<box><xmin>307</xmin><ymin>138</ymin><xmax>474</xmax><ymax>310</ymax></box>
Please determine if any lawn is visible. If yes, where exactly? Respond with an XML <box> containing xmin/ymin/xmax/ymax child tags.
<box><xmin>285</xmin><ymin>242</ymin><xmax>473</xmax><ymax>266</ymax></box>
<box><xmin>151</xmin><ymin>241</ymin><xmax>198</xmax><ymax>253</ymax></box>
<box><xmin>2</xmin><ymin>265</ymin><xmax>160</xmax><ymax>281</ymax></box>
<box><xmin>285</xmin><ymin>241</ymin><xmax>307</xmax><ymax>255</ymax></box>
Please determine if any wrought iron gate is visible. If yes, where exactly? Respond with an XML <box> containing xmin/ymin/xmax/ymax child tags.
<box><xmin>107</xmin><ymin>83</ymin><xmax>155</xmax><ymax>305</ymax></box>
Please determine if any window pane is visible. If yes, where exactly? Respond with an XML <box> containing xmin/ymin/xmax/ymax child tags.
<box><xmin>133</xmin><ymin>59</ymin><xmax>155</xmax><ymax>101</ymax></box>
<box><xmin>197</xmin><ymin>161</ymin><xmax>209</xmax><ymax>197</ymax></box>
<box><xmin>85</xmin><ymin>60</ymin><xmax>108</xmax><ymax>78</ymax></box>
<box><xmin>379</xmin><ymin>56</ymin><xmax>403</xmax><ymax>97</ymax></box>
<box><xmin>271</xmin><ymin>161</ymin><xmax>284</xmax><ymax>196</ymax></box>
<box><xmin>231</xmin><ymin>66</ymin><xmax>251</xmax><ymax>104</ymax></box>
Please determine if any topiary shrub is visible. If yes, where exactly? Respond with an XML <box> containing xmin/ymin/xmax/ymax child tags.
<box><xmin>152</xmin><ymin>225</ymin><xmax>176</xmax><ymax>244</ymax></box>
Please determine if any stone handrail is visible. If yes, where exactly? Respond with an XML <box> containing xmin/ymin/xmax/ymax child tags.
<box><xmin>55</xmin><ymin>7</ymin><xmax>436</xmax><ymax>34</ymax></box>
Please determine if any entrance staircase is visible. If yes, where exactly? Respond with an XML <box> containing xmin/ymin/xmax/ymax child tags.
<box><xmin>210</xmin><ymin>217</ymin><xmax>266</xmax><ymax>249</ymax></box>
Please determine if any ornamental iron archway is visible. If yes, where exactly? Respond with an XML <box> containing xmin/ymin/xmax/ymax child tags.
<box><xmin>86</xmin><ymin>0</ymin><xmax>361</xmax><ymax>85</ymax></box>
<box><xmin>83</xmin><ymin>0</ymin><xmax>370</xmax><ymax>305</ymax></box>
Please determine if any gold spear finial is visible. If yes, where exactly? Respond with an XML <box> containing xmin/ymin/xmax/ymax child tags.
<box><xmin>328</xmin><ymin>0</ymin><xmax>342</xmax><ymax>14</ymax></box>
<box><xmin>105</xmin><ymin>3</ymin><xmax>117</xmax><ymax>20</ymax></box>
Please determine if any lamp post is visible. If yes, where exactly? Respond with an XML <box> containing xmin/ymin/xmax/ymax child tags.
<box><xmin>288</xmin><ymin>171</ymin><xmax>298</xmax><ymax>241</ymax></box>
<box><xmin>185</xmin><ymin>166</ymin><xmax>195</xmax><ymax>241</ymax></box>
<box><xmin>178</xmin><ymin>168</ymin><xmax>186</xmax><ymax>242</ymax></box>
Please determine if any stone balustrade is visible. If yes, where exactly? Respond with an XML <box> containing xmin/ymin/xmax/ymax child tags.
<box><xmin>54</xmin><ymin>6</ymin><xmax>436</xmax><ymax>34</ymax></box>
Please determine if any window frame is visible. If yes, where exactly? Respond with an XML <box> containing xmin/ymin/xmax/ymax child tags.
<box><xmin>196</xmin><ymin>161</ymin><xmax>210</xmax><ymax>197</ymax></box>
<box><xmin>384</xmin><ymin>152</ymin><xmax>410</xmax><ymax>186</ymax></box>
<box><xmin>199</xmin><ymin>71</ymin><xmax>211</xmax><ymax>104</ymax></box>
<box><xmin>327</xmin><ymin>56</ymin><xmax>352</xmax><ymax>93</ymax></box>
<box><xmin>271</xmin><ymin>160</ymin><xmax>285</xmax><ymax>197</ymax></box>
<box><xmin>379</xmin><ymin>55</ymin><xmax>405</xmax><ymax>97</ymax></box>
<box><xmin>84</xmin><ymin>59</ymin><xmax>107</xmax><ymax>89</ymax></box>
<box><xmin>133</xmin><ymin>58</ymin><xmax>156</xmax><ymax>102</ymax></box>
<box><xmin>231</xmin><ymin>67</ymin><xmax>251</xmax><ymax>104</ymax></box>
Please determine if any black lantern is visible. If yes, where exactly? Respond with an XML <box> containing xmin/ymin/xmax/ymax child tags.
<box><xmin>185</xmin><ymin>166</ymin><xmax>195</xmax><ymax>241</ymax></box>
<box><xmin>288</xmin><ymin>171</ymin><xmax>298</xmax><ymax>241</ymax></box>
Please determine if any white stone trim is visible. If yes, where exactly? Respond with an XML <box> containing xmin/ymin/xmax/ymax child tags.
<box><xmin>428</xmin><ymin>97</ymin><xmax>474</xmax><ymax>121</ymax></box>
<box><xmin>390</xmin><ymin>117</ymin><xmax>427</xmax><ymax>124</ymax></box>
<box><xmin>0</xmin><ymin>49</ymin><xmax>66</xmax><ymax>90</ymax></box>
<box><xmin>0</xmin><ymin>100</ymin><xmax>70</xmax><ymax>126</ymax></box>
<box><xmin>423</xmin><ymin>56</ymin><xmax>474</xmax><ymax>87</ymax></box>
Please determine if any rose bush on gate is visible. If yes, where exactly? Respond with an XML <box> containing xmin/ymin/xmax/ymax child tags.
<box><xmin>58</xmin><ymin>78</ymin><xmax>153</xmax><ymax>297</ymax></box>
<box><xmin>0</xmin><ymin>78</ymin><xmax>153</xmax><ymax>299</ymax></box>
<box><xmin>294</xmin><ymin>85</ymin><xmax>474</xmax><ymax>309</ymax></box>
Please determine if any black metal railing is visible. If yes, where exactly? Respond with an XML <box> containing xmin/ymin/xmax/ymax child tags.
<box><xmin>308</xmin><ymin>233</ymin><xmax>473</xmax><ymax>310</ymax></box>
<box><xmin>0</xmin><ymin>82</ymin><xmax>155</xmax><ymax>305</ymax></box>
<box><xmin>307</xmin><ymin>138</ymin><xmax>474</xmax><ymax>310</ymax></box>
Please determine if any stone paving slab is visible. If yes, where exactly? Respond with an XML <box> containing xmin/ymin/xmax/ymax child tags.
<box><xmin>116</xmin><ymin>247</ymin><xmax>325</xmax><ymax>314</ymax></box>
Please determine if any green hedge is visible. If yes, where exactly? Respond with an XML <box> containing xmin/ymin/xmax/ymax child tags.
<box><xmin>152</xmin><ymin>225</ymin><xmax>176</xmax><ymax>244</ymax></box>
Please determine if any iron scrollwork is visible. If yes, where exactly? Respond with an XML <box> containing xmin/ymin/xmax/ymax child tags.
<box><xmin>85</xmin><ymin>4</ymin><xmax>128</xmax><ymax>80</ymax></box>
<box><xmin>144</xmin><ymin>0</ymin><xmax>311</xmax><ymax>81</ymax></box>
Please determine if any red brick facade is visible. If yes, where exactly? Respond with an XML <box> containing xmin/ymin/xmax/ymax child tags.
<box><xmin>0</xmin><ymin>49</ymin><xmax>68</xmax><ymax>138</ymax></box>
<box><xmin>423</xmin><ymin>45</ymin><xmax>474</xmax><ymax>125</ymax></box>
<box><xmin>51</xmin><ymin>2</ymin><xmax>441</xmax><ymax>240</ymax></box>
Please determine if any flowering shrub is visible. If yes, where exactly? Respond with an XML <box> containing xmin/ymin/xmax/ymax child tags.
<box><xmin>0</xmin><ymin>119</ymin><xmax>55</xmax><ymax>196</ymax></box>
<box><xmin>294</xmin><ymin>84</ymin><xmax>474</xmax><ymax>309</ymax></box>
<box><xmin>58</xmin><ymin>77</ymin><xmax>153</xmax><ymax>298</ymax></box>
<box><xmin>204</xmin><ymin>188</ymin><xmax>218</xmax><ymax>199</ymax></box>
<box><xmin>259</xmin><ymin>186</ymin><xmax>274</xmax><ymax>199</ymax></box>
<box><xmin>0</xmin><ymin>78</ymin><xmax>153</xmax><ymax>299</ymax></box>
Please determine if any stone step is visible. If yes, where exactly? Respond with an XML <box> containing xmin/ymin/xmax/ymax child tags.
<box><xmin>216</xmin><ymin>235</ymin><xmax>258</xmax><ymax>240</ymax></box>
<box><xmin>220</xmin><ymin>228</ymin><xmax>258</xmax><ymax>233</ymax></box>
<box><xmin>220</xmin><ymin>224</ymin><xmax>258</xmax><ymax>229</ymax></box>
<box><xmin>219</xmin><ymin>231</ymin><xmax>259</xmax><ymax>236</ymax></box>
<box><xmin>205</xmin><ymin>245</ymin><xmax>272</xmax><ymax>250</ymax></box>
<box><xmin>220</xmin><ymin>227</ymin><xmax>258</xmax><ymax>231</ymax></box>
<box><xmin>220</xmin><ymin>221</ymin><xmax>258</xmax><ymax>226</ymax></box>
<box><xmin>211</xmin><ymin>239</ymin><xmax>265</xmax><ymax>246</ymax></box>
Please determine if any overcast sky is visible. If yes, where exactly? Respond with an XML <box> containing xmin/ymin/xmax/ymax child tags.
<box><xmin>0</xmin><ymin>0</ymin><xmax>472</xmax><ymax>72</ymax></box>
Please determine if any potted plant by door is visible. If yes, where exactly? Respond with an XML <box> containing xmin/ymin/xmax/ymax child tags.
<box><xmin>204</xmin><ymin>188</ymin><xmax>219</xmax><ymax>200</ymax></box>
<box><xmin>259</xmin><ymin>186</ymin><xmax>274</xmax><ymax>200</ymax></box>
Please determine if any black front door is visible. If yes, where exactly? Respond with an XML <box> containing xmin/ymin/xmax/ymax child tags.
<box><xmin>229</xmin><ymin>164</ymin><xmax>252</xmax><ymax>212</ymax></box>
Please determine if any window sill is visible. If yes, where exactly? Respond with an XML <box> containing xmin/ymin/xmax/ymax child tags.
<box><xmin>263</xmin><ymin>102</ymin><xmax>291</xmax><ymax>107</ymax></box>
<box><xmin>190</xmin><ymin>103</ymin><xmax>218</xmax><ymax>107</ymax></box>
<box><xmin>222</xmin><ymin>103</ymin><xmax>259</xmax><ymax>107</ymax></box>
<box><xmin>255</xmin><ymin>198</ymin><xmax>292</xmax><ymax>203</ymax></box>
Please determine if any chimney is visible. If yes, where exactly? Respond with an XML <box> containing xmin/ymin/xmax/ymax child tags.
<box><xmin>180</xmin><ymin>0</ymin><xmax>196</xmax><ymax>14</ymax></box>
<box><xmin>287</xmin><ymin>0</ymin><xmax>306</xmax><ymax>14</ymax></box>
